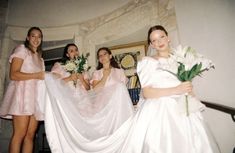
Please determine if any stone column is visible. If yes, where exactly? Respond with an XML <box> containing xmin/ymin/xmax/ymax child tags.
<box><xmin>0</xmin><ymin>34</ymin><xmax>14</xmax><ymax>153</ymax></box>
<box><xmin>0</xmin><ymin>34</ymin><xmax>14</xmax><ymax>104</ymax></box>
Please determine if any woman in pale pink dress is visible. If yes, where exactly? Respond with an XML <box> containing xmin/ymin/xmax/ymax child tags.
<box><xmin>0</xmin><ymin>27</ymin><xmax>45</xmax><ymax>153</ymax></box>
<box><xmin>51</xmin><ymin>43</ymin><xmax>90</xmax><ymax>92</ymax></box>
<box><xmin>91</xmin><ymin>47</ymin><xmax>127</xmax><ymax>88</ymax></box>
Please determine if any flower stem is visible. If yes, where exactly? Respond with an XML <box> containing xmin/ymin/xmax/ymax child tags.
<box><xmin>186</xmin><ymin>95</ymin><xmax>189</xmax><ymax>116</ymax></box>
<box><xmin>73</xmin><ymin>80</ymin><xmax>77</xmax><ymax>87</ymax></box>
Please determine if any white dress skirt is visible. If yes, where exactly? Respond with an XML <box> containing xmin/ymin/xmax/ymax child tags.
<box><xmin>38</xmin><ymin>56</ymin><xmax>220</xmax><ymax>153</ymax></box>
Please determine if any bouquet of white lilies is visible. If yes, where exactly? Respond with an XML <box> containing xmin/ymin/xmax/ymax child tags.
<box><xmin>171</xmin><ymin>45</ymin><xmax>214</xmax><ymax>82</ymax></box>
<box><xmin>168</xmin><ymin>45</ymin><xmax>215</xmax><ymax>116</ymax></box>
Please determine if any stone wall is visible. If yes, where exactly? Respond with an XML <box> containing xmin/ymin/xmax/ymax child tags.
<box><xmin>0</xmin><ymin>0</ymin><xmax>8</xmax><ymax>96</ymax></box>
<box><xmin>0</xmin><ymin>1</ymin><xmax>12</xmax><ymax>153</ymax></box>
<box><xmin>0</xmin><ymin>0</ymin><xmax>8</xmax><ymax>50</ymax></box>
<box><xmin>81</xmin><ymin>0</ymin><xmax>179</xmax><ymax>70</ymax></box>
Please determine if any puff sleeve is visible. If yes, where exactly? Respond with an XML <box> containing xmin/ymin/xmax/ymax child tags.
<box><xmin>137</xmin><ymin>57</ymin><xmax>155</xmax><ymax>88</ymax></box>
<box><xmin>9</xmin><ymin>45</ymin><xmax>28</xmax><ymax>63</ymax></box>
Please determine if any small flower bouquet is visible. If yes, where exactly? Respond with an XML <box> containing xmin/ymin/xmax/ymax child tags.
<box><xmin>62</xmin><ymin>53</ymin><xmax>91</xmax><ymax>86</ymax></box>
<box><xmin>63</xmin><ymin>53</ymin><xmax>91</xmax><ymax>73</ymax></box>
<box><xmin>169</xmin><ymin>45</ymin><xmax>215</xmax><ymax>116</ymax></box>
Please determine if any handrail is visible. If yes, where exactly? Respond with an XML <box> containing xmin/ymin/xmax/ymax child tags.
<box><xmin>201</xmin><ymin>101</ymin><xmax>235</xmax><ymax>122</ymax></box>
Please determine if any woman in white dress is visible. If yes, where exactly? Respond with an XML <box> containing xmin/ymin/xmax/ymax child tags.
<box><xmin>119</xmin><ymin>25</ymin><xmax>220</xmax><ymax>153</ymax></box>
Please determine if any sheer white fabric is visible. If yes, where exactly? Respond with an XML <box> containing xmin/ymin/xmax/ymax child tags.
<box><xmin>39</xmin><ymin>57</ymin><xmax>221</xmax><ymax>152</ymax></box>
<box><xmin>38</xmin><ymin>73</ymin><xmax>134</xmax><ymax>152</ymax></box>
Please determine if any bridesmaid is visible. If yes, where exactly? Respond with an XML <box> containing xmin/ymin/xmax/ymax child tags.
<box><xmin>0</xmin><ymin>27</ymin><xmax>45</xmax><ymax>153</ymax></box>
<box><xmin>51</xmin><ymin>43</ymin><xmax>90</xmax><ymax>92</ymax></box>
<box><xmin>91</xmin><ymin>47</ymin><xmax>127</xmax><ymax>89</ymax></box>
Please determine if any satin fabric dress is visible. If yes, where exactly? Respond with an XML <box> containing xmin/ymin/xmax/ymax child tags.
<box><xmin>118</xmin><ymin>56</ymin><xmax>220</xmax><ymax>153</ymax></box>
<box><xmin>0</xmin><ymin>44</ymin><xmax>45</xmax><ymax>120</ymax></box>
<box><xmin>41</xmin><ymin>57</ymin><xmax>220</xmax><ymax>153</ymax></box>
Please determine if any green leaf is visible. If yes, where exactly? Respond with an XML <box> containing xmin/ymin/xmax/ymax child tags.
<box><xmin>188</xmin><ymin>64</ymin><xmax>198</xmax><ymax>80</ymax></box>
<box><xmin>195</xmin><ymin>63</ymin><xmax>202</xmax><ymax>73</ymax></box>
<box><xmin>177</xmin><ymin>63</ymin><xmax>185</xmax><ymax>76</ymax></box>
<box><xmin>178</xmin><ymin>74</ymin><xmax>184</xmax><ymax>81</ymax></box>
<box><xmin>184</xmin><ymin>71</ymin><xmax>190</xmax><ymax>81</ymax></box>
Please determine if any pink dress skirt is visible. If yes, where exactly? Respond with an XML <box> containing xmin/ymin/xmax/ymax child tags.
<box><xmin>0</xmin><ymin>44</ymin><xmax>45</xmax><ymax>120</ymax></box>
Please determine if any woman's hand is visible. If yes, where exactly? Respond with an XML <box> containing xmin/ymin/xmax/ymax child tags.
<box><xmin>77</xmin><ymin>73</ymin><xmax>84</xmax><ymax>81</ymax></box>
<box><xmin>69</xmin><ymin>73</ymin><xmax>78</xmax><ymax>81</ymax></box>
<box><xmin>77</xmin><ymin>73</ymin><xmax>90</xmax><ymax>90</ymax></box>
<box><xmin>62</xmin><ymin>73</ymin><xmax>78</xmax><ymax>83</ymax></box>
<box><xmin>35</xmin><ymin>71</ymin><xmax>45</xmax><ymax>80</ymax></box>
<box><xmin>176</xmin><ymin>81</ymin><xmax>193</xmax><ymax>95</ymax></box>
<box><xmin>92</xmin><ymin>68</ymin><xmax>111</xmax><ymax>89</ymax></box>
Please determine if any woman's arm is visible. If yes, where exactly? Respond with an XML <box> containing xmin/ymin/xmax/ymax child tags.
<box><xmin>10</xmin><ymin>57</ymin><xmax>44</xmax><ymax>81</ymax></box>
<box><xmin>143</xmin><ymin>81</ymin><xmax>193</xmax><ymax>99</ymax></box>
<box><xmin>51</xmin><ymin>62</ymin><xmax>78</xmax><ymax>83</ymax></box>
<box><xmin>92</xmin><ymin>69</ymin><xmax>111</xmax><ymax>89</ymax></box>
<box><xmin>62</xmin><ymin>73</ymin><xmax>77</xmax><ymax>83</ymax></box>
<box><xmin>77</xmin><ymin>73</ymin><xmax>90</xmax><ymax>90</ymax></box>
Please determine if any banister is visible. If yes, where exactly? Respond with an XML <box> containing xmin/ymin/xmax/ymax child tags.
<box><xmin>201</xmin><ymin>101</ymin><xmax>235</xmax><ymax>122</ymax></box>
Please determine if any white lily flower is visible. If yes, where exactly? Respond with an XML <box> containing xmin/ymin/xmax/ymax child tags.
<box><xmin>163</xmin><ymin>45</ymin><xmax>215</xmax><ymax>116</ymax></box>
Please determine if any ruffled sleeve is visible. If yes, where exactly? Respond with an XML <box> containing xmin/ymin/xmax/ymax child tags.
<box><xmin>51</xmin><ymin>62</ymin><xmax>65</xmax><ymax>76</ymax></box>
<box><xmin>9</xmin><ymin>45</ymin><xmax>28</xmax><ymax>63</ymax></box>
<box><xmin>51</xmin><ymin>62</ymin><xmax>75</xmax><ymax>79</ymax></box>
<box><xmin>137</xmin><ymin>57</ymin><xmax>156</xmax><ymax>88</ymax></box>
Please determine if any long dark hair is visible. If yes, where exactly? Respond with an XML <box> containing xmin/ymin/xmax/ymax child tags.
<box><xmin>96</xmin><ymin>47</ymin><xmax>120</xmax><ymax>70</ymax></box>
<box><xmin>147</xmin><ymin>25</ymin><xmax>168</xmax><ymax>45</ymax></box>
<box><xmin>24</xmin><ymin>27</ymin><xmax>43</xmax><ymax>57</ymax></box>
<box><xmin>61</xmin><ymin>43</ymin><xmax>78</xmax><ymax>63</ymax></box>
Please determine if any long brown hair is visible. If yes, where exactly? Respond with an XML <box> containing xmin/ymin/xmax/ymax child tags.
<box><xmin>96</xmin><ymin>47</ymin><xmax>120</xmax><ymax>70</ymax></box>
<box><xmin>24</xmin><ymin>27</ymin><xmax>43</xmax><ymax>57</ymax></box>
<box><xmin>61</xmin><ymin>43</ymin><xmax>78</xmax><ymax>63</ymax></box>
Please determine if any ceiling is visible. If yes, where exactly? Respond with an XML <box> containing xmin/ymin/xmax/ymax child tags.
<box><xmin>7</xmin><ymin>0</ymin><xmax>131</xmax><ymax>27</ymax></box>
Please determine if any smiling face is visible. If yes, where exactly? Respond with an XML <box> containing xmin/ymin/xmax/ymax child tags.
<box><xmin>27</xmin><ymin>29</ymin><xmax>42</xmax><ymax>52</ymax></box>
<box><xmin>66</xmin><ymin>45</ymin><xmax>79</xmax><ymax>60</ymax></box>
<box><xmin>149</xmin><ymin>30</ymin><xmax>169</xmax><ymax>52</ymax></box>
